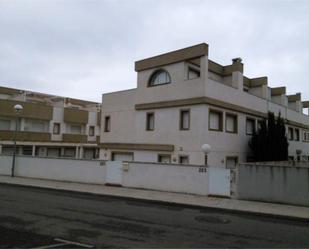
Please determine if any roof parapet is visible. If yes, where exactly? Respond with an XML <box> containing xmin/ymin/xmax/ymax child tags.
<box><xmin>271</xmin><ymin>87</ymin><xmax>286</xmax><ymax>96</ymax></box>
<box><xmin>302</xmin><ymin>101</ymin><xmax>309</xmax><ymax>108</ymax></box>
<box><xmin>208</xmin><ymin>59</ymin><xmax>243</xmax><ymax>76</ymax></box>
<box><xmin>135</xmin><ymin>43</ymin><xmax>209</xmax><ymax>72</ymax></box>
<box><xmin>288</xmin><ymin>93</ymin><xmax>301</xmax><ymax>102</ymax></box>
<box><xmin>243</xmin><ymin>76</ymin><xmax>268</xmax><ymax>88</ymax></box>
<box><xmin>0</xmin><ymin>86</ymin><xmax>24</xmax><ymax>95</ymax></box>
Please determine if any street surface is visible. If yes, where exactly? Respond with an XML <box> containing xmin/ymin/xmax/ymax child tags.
<box><xmin>0</xmin><ymin>184</ymin><xmax>309</xmax><ymax>248</ymax></box>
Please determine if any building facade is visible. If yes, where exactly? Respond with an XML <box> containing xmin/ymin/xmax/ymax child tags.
<box><xmin>0</xmin><ymin>86</ymin><xmax>101</xmax><ymax>159</ymax></box>
<box><xmin>99</xmin><ymin>43</ymin><xmax>309</xmax><ymax>167</ymax></box>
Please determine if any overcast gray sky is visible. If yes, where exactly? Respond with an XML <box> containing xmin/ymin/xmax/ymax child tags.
<box><xmin>0</xmin><ymin>0</ymin><xmax>308</xmax><ymax>102</ymax></box>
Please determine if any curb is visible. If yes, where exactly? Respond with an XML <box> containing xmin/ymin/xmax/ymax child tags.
<box><xmin>1</xmin><ymin>181</ymin><xmax>309</xmax><ymax>223</ymax></box>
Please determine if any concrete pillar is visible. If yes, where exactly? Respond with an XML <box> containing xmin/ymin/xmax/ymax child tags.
<box><xmin>232</xmin><ymin>71</ymin><xmax>243</xmax><ymax>90</ymax></box>
<box><xmin>75</xmin><ymin>146</ymin><xmax>79</xmax><ymax>159</ymax></box>
<box><xmin>32</xmin><ymin>145</ymin><xmax>36</xmax><ymax>156</ymax></box>
<box><xmin>281</xmin><ymin>95</ymin><xmax>288</xmax><ymax>107</ymax></box>
<box><xmin>60</xmin><ymin>147</ymin><xmax>65</xmax><ymax>157</ymax></box>
<box><xmin>200</xmin><ymin>55</ymin><xmax>209</xmax><ymax>82</ymax></box>
<box><xmin>295</xmin><ymin>101</ymin><xmax>302</xmax><ymax>113</ymax></box>
<box><xmin>79</xmin><ymin>146</ymin><xmax>84</xmax><ymax>159</ymax></box>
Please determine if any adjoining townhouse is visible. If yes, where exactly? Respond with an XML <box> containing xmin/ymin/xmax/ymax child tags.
<box><xmin>99</xmin><ymin>43</ymin><xmax>309</xmax><ymax>167</ymax></box>
<box><xmin>0</xmin><ymin>86</ymin><xmax>101</xmax><ymax>159</ymax></box>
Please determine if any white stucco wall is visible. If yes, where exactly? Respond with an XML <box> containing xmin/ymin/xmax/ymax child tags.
<box><xmin>122</xmin><ymin>162</ymin><xmax>209</xmax><ymax>195</ymax></box>
<box><xmin>0</xmin><ymin>155</ymin><xmax>106</xmax><ymax>184</ymax></box>
<box><xmin>237</xmin><ymin>163</ymin><xmax>309</xmax><ymax>206</ymax></box>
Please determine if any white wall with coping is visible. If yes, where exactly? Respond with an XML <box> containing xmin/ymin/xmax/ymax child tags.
<box><xmin>0</xmin><ymin>155</ymin><xmax>231</xmax><ymax>197</ymax></box>
<box><xmin>237</xmin><ymin>163</ymin><xmax>309</xmax><ymax>207</ymax></box>
<box><xmin>0</xmin><ymin>155</ymin><xmax>106</xmax><ymax>184</ymax></box>
<box><xmin>122</xmin><ymin>161</ymin><xmax>209</xmax><ymax>195</ymax></box>
<box><xmin>0</xmin><ymin>155</ymin><xmax>12</xmax><ymax>175</ymax></box>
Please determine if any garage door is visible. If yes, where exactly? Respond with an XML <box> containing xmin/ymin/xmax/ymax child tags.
<box><xmin>112</xmin><ymin>152</ymin><xmax>133</xmax><ymax>162</ymax></box>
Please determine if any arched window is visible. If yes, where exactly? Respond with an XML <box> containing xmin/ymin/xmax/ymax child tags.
<box><xmin>148</xmin><ymin>69</ymin><xmax>171</xmax><ymax>86</ymax></box>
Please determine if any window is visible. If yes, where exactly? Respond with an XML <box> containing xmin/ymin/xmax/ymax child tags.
<box><xmin>246</xmin><ymin>118</ymin><xmax>255</xmax><ymax>135</ymax></box>
<box><xmin>24</xmin><ymin>119</ymin><xmax>46</xmax><ymax>132</ymax></box>
<box><xmin>148</xmin><ymin>69</ymin><xmax>171</xmax><ymax>86</ymax></box>
<box><xmin>179</xmin><ymin>155</ymin><xmax>189</xmax><ymax>164</ymax></box>
<box><xmin>209</xmin><ymin>109</ymin><xmax>223</xmax><ymax>131</ymax></box>
<box><xmin>0</xmin><ymin>119</ymin><xmax>11</xmax><ymax>130</ymax></box>
<box><xmin>53</xmin><ymin>123</ymin><xmax>60</xmax><ymax>134</ymax></box>
<box><xmin>89</xmin><ymin>126</ymin><xmax>95</xmax><ymax>136</ymax></box>
<box><xmin>288</xmin><ymin>127</ymin><xmax>294</xmax><ymax>140</ymax></box>
<box><xmin>47</xmin><ymin>148</ymin><xmax>61</xmax><ymax>158</ymax></box>
<box><xmin>146</xmin><ymin>112</ymin><xmax>155</xmax><ymax>131</ymax></box>
<box><xmin>63</xmin><ymin>147</ymin><xmax>75</xmax><ymax>158</ymax></box>
<box><xmin>2</xmin><ymin>146</ymin><xmax>15</xmax><ymax>155</ymax></box>
<box><xmin>226</xmin><ymin>156</ymin><xmax>238</xmax><ymax>169</ymax></box>
<box><xmin>294</xmin><ymin>129</ymin><xmax>300</xmax><ymax>141</ymax></box>
<box><xmin>158</xmin><ymin>154</ymin><xmax>171</xmax><ymax>163</ymax></box>
<box><xmin>188</xmin><ymin>67</ymin><xmax>200</xmax><ymax>80</ymax></box>
<box><xmin>225</xmin><ymin>113</ymin><xmax>237</xmax><ymax>133</ymax></box>
<box><xmin>257</xmin><ymin>120</ymin><xmax>264</xmax><ymax>130</ymax></box>
<box><xmin>71</xmin><ymin>124</ymin><xmax>82</xmax><ymax>134</ymax></box>
<box><xmin>303</xmin><ymin>131</ymin><xmax>307</xmax><ymax>141</ymax></box>
<box><xmin>22</xmin><ymin>146</ymin><xmax>33</xmax><ymax>156</ymax></box>
<box><xmin>104</xmin><ymin>116</ymin><xmax>110</xmax><ymax>132</ymax></box>
<box><xmin>180</xmin><ymin>109</ymin><xmax>190</xmax><ymax>130</ymax></box>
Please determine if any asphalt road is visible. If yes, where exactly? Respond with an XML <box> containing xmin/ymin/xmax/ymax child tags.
<box><xmin>0</xmin><ymin>184</ymin><xmax>309</xmax><ymax>248</ymax></box>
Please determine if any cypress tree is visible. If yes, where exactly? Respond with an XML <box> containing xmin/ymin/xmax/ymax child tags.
<box><xmin>249</xmin><ymin>112</ymin><xmax>288</xmax><ymax>161</ymax></box>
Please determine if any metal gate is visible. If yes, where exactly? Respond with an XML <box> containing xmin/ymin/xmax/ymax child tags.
<box><xmin>105</xmin><ymin>161</ymin><xmax>123</xmax><ymax>186</ymax></box>
<box><xmin>208</xmin><ymin>167</ymin><xmax>230</xmax><ymax>197</ymax></box>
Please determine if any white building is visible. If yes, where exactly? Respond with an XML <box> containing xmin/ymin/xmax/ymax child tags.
<box><xmin>99</xmin><ymin>43</ymin><xmax>309</xmax><ymax>167</ymax></box>
<box><xmin>0</xmin><ymin>86</ymin><xmax>101</xmax><ymax>159</ymax></box>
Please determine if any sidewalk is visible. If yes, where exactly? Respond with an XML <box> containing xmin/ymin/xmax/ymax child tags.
<box><xmin>0</xmin><ymin>175</ymin><xmax>309</xmax><ymax>221</ymax></box>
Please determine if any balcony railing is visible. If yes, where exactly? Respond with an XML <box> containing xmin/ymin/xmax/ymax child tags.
<box><xmin>0</xmin><ymin>130</ymin><xmax>51</xmax><ymax>142</ymax></box>
<box><xmin>62</xmin><ymin>133</ymin><xmax>87</xmax><ymax>143</ymax></box>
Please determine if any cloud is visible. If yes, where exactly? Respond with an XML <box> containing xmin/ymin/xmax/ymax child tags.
<box><xmin>0</xmin><ymin>0</ymin><xmax>308</xmax><ymax>102</ymax></box>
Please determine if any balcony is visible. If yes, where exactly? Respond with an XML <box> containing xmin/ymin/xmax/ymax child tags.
<box><xmin>0</xmin><ymin>99</ymin><xmax>53</xmax><ymax>120</ymax></box>
<box><xmin>62</xmin><ymin>133</ymin><xmax>87</xmax><ymax>143</ymax></box>
<box><xmin>63</xmin><ymin>108</ymin><xmax>88</xmax><ymax>124</ymax></box>
<box><xmin>0</xmin><ymin>130</ymin><xmax>51</xmax><ymax>142</ymax></box>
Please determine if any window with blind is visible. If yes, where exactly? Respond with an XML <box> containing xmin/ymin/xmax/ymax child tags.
<box><xmin>0</xmin><ymin>119</ymin><xmax>11</xmax><ymax>130</ymax></box>
<box><xmin>24</xmin><ymin>119</ymin><xmax>47</xmax><ymax>132</ymax></box>
<box><xmin>148</xmin><ymin>70</ymin><xmax>171</xmax><ymax>86</ymax></box>
<box><xmin>104</xmin><ymin>116</ymin><xmax>111</xmax><ymax>132</ymax></box>
<box><xmin>294</xmin><ymin>128</ymin><xmax>300</xmax><ymax>141</ymax></box>
<box><xmin>89</xmin><ymin>126</ymin><xmax>95</xmax><ymax>136</ymax></box>
<box><xmin>180</xmin><ymin>109</ymin><xmax>190</xmax><ymax>130</ymax></box>
<box><xmin>70</xmin><ymin>124</ymin><xmax>82</xmax><ymax>134</ymax></box>
<box><xmin>288</xmin><ymin>127</ymin><xmax>294</xmax><ymax>140</ymax></box>
<box><xmin>225</xmin><ymin>113</ymin><xmax>237</xmax><ymax>133</ymax></box>
<box><xmin>158</xmin><ymin>154</ymin><xmax>171</xmax><ymax>163</ymax></box>
<box><xmin>53</xmin><ymin>123</ymin><xmax>60</xmax><ymax>134</ymax></box>
<box><xmin>188</xmin><ymin>67</ymin><xmax>200</xmax><ymax>80</ymax></box>
<box><xmin>146</xmin><ymin>112</ymin><xmax>155</xmax><ymax>131</ymax></box>
<box><xmin>179</xmin><ymin>155</ymin><xmax>189</xmax><ymax>164</ymax></box>
<box><xmin>246</xmin><ymin>118</ymin><xmax>255</xmax><ymax>135</ymax></box>
<box><xmin>209</xmin><ymin>109</ymin><xmax>223</xmax><ymax>131</ymax></box>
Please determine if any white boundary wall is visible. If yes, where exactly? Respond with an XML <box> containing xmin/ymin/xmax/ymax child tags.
<box><xmin>0</xmin><ymin>155</ymin><xmax>106</xmax><ymax>184</ymax></box>
<box><xmin>122</xmin><ymin>162</ymin><xmax>209</xmax><ymax>195</ymax></box>
<box><xmin>0</xmin><ymin>156</ymin><xmax>230</xmax><ymax>197</ymax></box>
<box><xmin>237</xmin><ymin>163</ymin><xmax>309</xmax><ymax>207</ymax></box>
